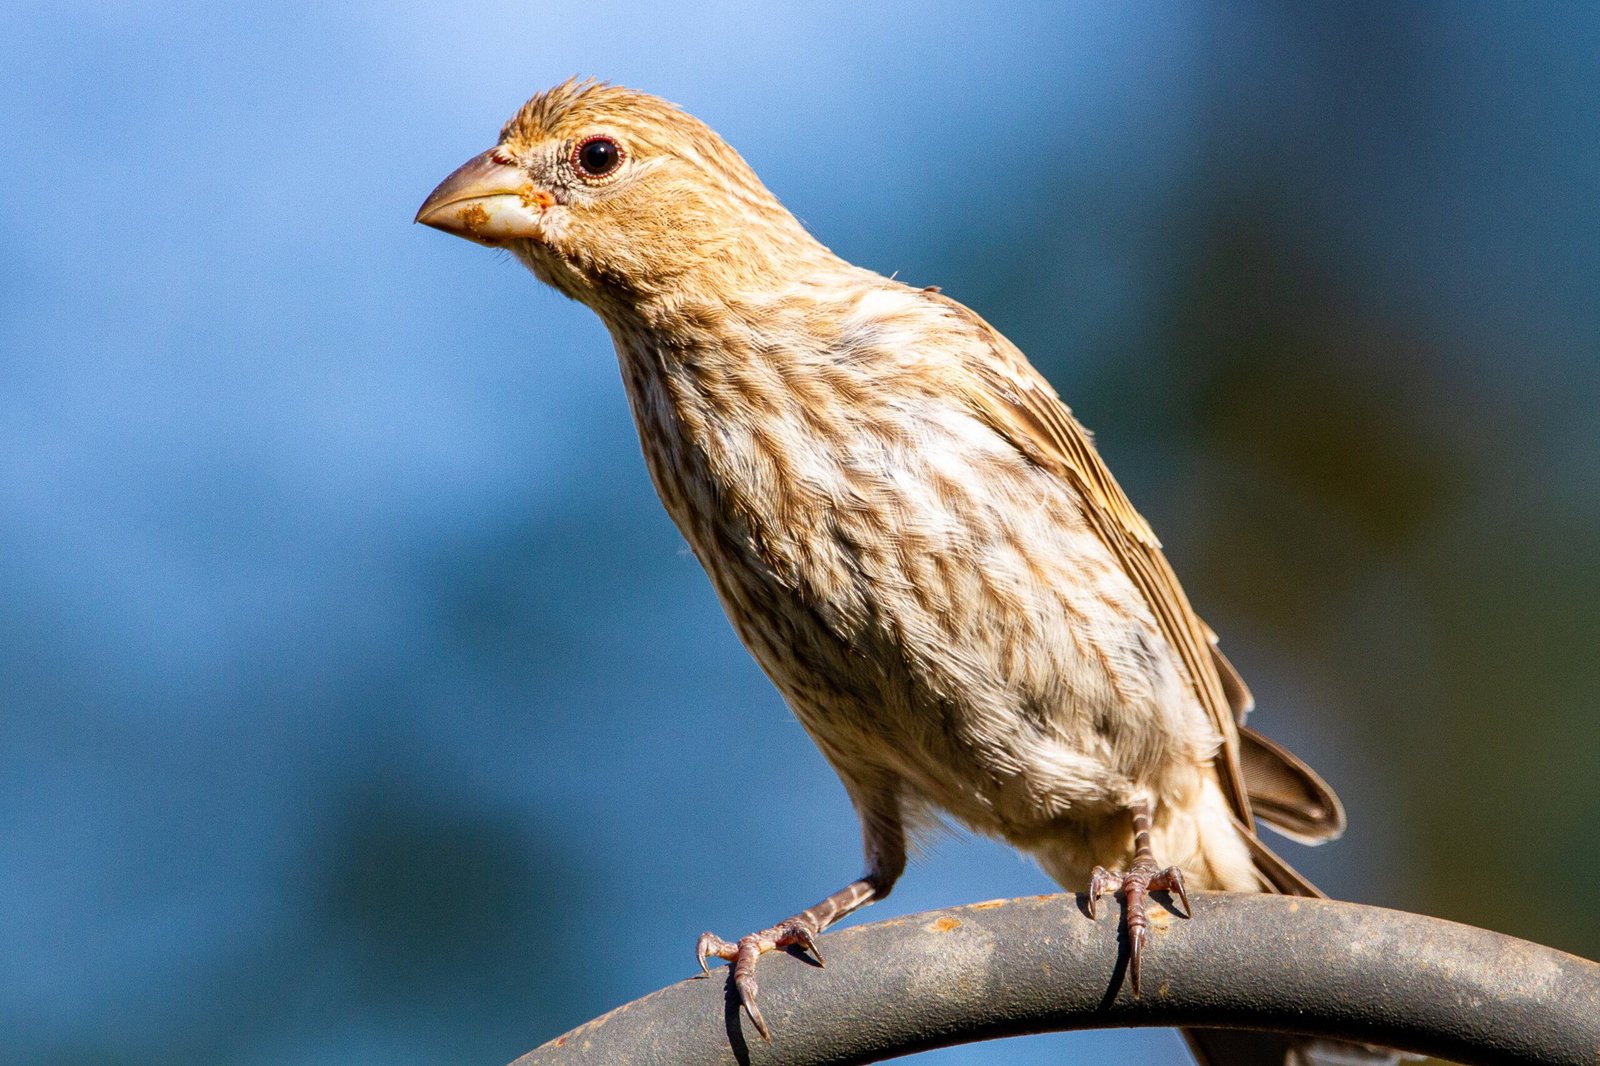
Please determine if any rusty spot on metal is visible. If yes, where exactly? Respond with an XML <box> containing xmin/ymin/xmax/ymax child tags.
<box><xmin>929</xmin><ymin>916</ymin><xmax>962</xmax><ymax>933</ymax></box>
<box><xmin>969</xmin><ymin>899</ymin><xmax>1007</xmax><ymax>911</ymax></box>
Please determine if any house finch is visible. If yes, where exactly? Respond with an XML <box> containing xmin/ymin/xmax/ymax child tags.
<box><xmin>418</xmin><ymin>80</ymin><xmax>1369</xmax><ymax>1065</ymax></box>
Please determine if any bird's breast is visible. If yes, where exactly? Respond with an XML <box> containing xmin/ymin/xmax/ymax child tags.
<box><xmin>608</xmin><ymin>329</ymin><xmax>1214</xmax><ymax>834</ymax></box>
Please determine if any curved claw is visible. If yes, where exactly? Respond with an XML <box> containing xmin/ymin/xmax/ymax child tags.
<box><xmin>1159</xmin><ymin>865</ymin><xmax>1192</xmax><ymax>916</ymax></box>
<box><xmin>693</xmin><ymin>918</ymin><xmax>826</xmax><ymax>1041</ymax></box>
<box><xmin>792</xmin><ymin>924</ymin><xmax>823</xmax><ymax>967</ymax></box>
<box><xmin>1129</xmin><ymin>920</ymin><xmax>1149</xmax><ymax>993</ymax></box>
<box><xmin>1087</xmin><ymin>865</ymin><xmax>1120</xmax><ymax>919</ymax></box>
<box><xmin>688</xmin><ymin>875</ymin><xmax>884</xmax><ymax>1039</ymax></box>
<box><xmin>1088</xmin><ymin>862</ymin><xmax>1192</xmax><ymax>995</ymax></box>
<box><xmin>732</xmin><ymin>942</ymin><xmax>770</xmax><ymax>1039</ymax></box>
<box><xmin>695</xmin><ymin>931</ymin><xmax>730</xmax><ymax>976</ymax></box>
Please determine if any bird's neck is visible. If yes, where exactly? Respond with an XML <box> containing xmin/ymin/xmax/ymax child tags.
<box><xmin>600</xmin><ymin>267</ymin><xmax>883</xmax><ymax>598</ymax></box>
<box><xmin>603</xmin><ymin>267</ymin><xmax>932</xmax><ymax>483</ymax></box>
<box><xmin>598</xmin><ymin>253</ymin><xmax>872</xmax><ymax>350</ymax></box>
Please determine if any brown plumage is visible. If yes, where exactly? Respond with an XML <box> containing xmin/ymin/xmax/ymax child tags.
<box><xmin>417</xmin><ymin>79</ymin><xmax>1374</xmax><ymax>1064</ymax></box>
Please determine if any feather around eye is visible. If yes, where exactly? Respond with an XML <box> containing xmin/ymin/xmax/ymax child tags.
<box><xmin>572</xmin><ymin>135</ymin><xmax>624</xmax><ymax>179</ymax></box>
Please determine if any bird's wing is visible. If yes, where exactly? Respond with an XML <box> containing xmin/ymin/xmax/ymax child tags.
<box><xmin>935</xmin><ymin>297</ymin><xmax>1254</xmax><ymax>822</ymax></box>
<box><xmin>1207</xmin><ymin>629</ymin><xmax>1255</xmax><ymax>726</ymax></box>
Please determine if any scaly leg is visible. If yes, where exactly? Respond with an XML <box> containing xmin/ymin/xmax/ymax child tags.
<box><xmin>697</xmin><ymin>873</ymin><xmax>888</xmax><ymax>1039</ymax></box>
<box><xmin>698</xmin><ymin>782</ymin><xmax>905</xmax><ymax>1039</ymax></box>
<box><xmin>1087</xmin><ymin>797</ymin><xmax>1192</xmax><ymax>993</ymax></box>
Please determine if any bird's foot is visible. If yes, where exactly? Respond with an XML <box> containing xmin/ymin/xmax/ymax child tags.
<box><xmin>1087</xmin><ymin>859</ymin><xmax>1191</xmax><ymax>993</ymax></box>
<box><xmin>696</xmin><ymin>916</ymin><xmax>824</xmax><ymax>1040</ymax></box>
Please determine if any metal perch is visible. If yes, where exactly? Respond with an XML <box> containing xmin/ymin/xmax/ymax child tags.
<box><xmin>508</xmin><ymin>892</ymin><xmax>1600</xmax><ymax>1066</ymax></box>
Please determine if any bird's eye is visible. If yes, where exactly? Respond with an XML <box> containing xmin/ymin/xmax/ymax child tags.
<box><xmin>572</xmin><ymin>135</ymin><xmax>624</xmax><ymax>179</ymax></box>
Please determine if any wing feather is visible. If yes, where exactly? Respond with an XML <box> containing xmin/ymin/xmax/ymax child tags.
<box><xmin>934</xmin><ymin>296</ymin><xmax>1254</xmax><ymax>821</ymax></box>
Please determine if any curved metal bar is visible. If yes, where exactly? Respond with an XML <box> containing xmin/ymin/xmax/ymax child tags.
<box><xmin>509</xmin><ymin>892</ymin><xmax>1600</xmax><ymax>1066</ymax></box>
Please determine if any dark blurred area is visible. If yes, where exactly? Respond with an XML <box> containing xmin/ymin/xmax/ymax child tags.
<box><xmin>1</xmin><ymin>3</ymin><xmax>1594</xmax><ymax>1064</ymax></box>
<box><xmin>1060</xmin><ymin>2</ymin><xmax>1600</xmax><ymax>958</ymax></box>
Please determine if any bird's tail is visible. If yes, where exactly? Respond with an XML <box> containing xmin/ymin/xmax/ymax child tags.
<box><xmin>1183</xmin><ymin>1029</ymin><xmax>1406</xmax><ymax>1066</ymax></box>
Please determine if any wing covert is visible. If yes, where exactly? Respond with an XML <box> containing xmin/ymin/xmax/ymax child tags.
<box><xmin>933</xmin><ymin>295</ymin><xmax>1254</xmax><ymax>821</ymax></box>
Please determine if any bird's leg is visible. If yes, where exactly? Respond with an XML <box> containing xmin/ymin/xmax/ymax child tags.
<box><xmin>696</xmin><ymin>872</ymin><xmax>889</xmax><ymax>1040</ymax></box>
<box><xmin>699</xmin><ymin>787</ymin><xmax>904</xmax><ymax>1040</ymax></box>
<box><xmin>1087</xmin><ymin>797</ymin><xmax>1191</xmax><ymax>994</ymax></box>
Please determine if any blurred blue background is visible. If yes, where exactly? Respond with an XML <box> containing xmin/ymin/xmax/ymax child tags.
<box><xmin>3</xmin><ymin>2</ymin><xmax>1597</xmax><ymax>1063</ymax></box>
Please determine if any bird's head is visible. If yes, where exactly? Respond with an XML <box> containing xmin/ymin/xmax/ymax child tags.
<box><xmin>417</xmin><ymin>79</ymin><xmax>826</xmax><ymax>315</ymax></box>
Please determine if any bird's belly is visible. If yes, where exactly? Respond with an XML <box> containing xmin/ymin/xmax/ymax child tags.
<box><xmin>679</xmin><ymin>442</ymin><xmax>1212</xmax><ymax>838</ymax></box>
<box><xmin>616</xmin><ymin>351</ymin><xmax>1216</xmax><ymax>838</ymax></box>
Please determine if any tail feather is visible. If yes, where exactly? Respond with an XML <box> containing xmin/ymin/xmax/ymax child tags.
<box><xmin>1208</xmin><ymin>640</ymin><xmax>1255</xmax><ymax>725</ymax></box>
<box><xmin>1233</xmin><ymin>813</ymin><xmax>1327</xmax><ymax>898</ymax></box>
<box><xmin>1184</xmin><ymin>1029</ymin><xmax>1406</xmax><ymax>1066</ymax></box>
<box><xmin>1183</xmin><ymin>1028</ymin><xmax>1308</xmax><ymax>1066</ymax></box>
<box><xmin>1239</xmin><ymin>727</ymin><xmax>1347</xmax><ymax>846</ymax></box>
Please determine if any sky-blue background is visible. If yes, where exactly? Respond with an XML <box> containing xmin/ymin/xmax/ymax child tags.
<box><xmin>4</xmin><ymin>3</ymin><xmax>1597</xmax><ymax>1063</ymax></box>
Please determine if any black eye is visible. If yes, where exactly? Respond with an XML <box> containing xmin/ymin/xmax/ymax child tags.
<box><xmin>573</xmin><ymin>135</ymin><xmax>623</xmax><ymax>178</ymax></box>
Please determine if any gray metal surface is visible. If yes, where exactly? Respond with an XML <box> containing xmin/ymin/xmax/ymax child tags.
<box><xmin>509</xmin><ymin>892</ymin><xmax>1600</xmax><ymax>1066</ymax></box>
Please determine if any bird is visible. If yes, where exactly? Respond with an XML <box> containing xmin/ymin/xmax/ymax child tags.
<box><xmin>417</xmin><ymin>79</ymin><xmax>1372</xmax><ymax>1065</ymax></box>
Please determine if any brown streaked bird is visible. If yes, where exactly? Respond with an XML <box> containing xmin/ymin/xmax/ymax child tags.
<box><xmin>417</xmin><ymin>79</ymin><xmax>1379</xmax><ymax>1065</ymax></box>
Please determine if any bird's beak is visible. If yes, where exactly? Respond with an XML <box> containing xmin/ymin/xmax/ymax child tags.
<box><xmin>415</xmin><ymin>149</ymin><xmax>555</xmax><ymax>246</ymax></box>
